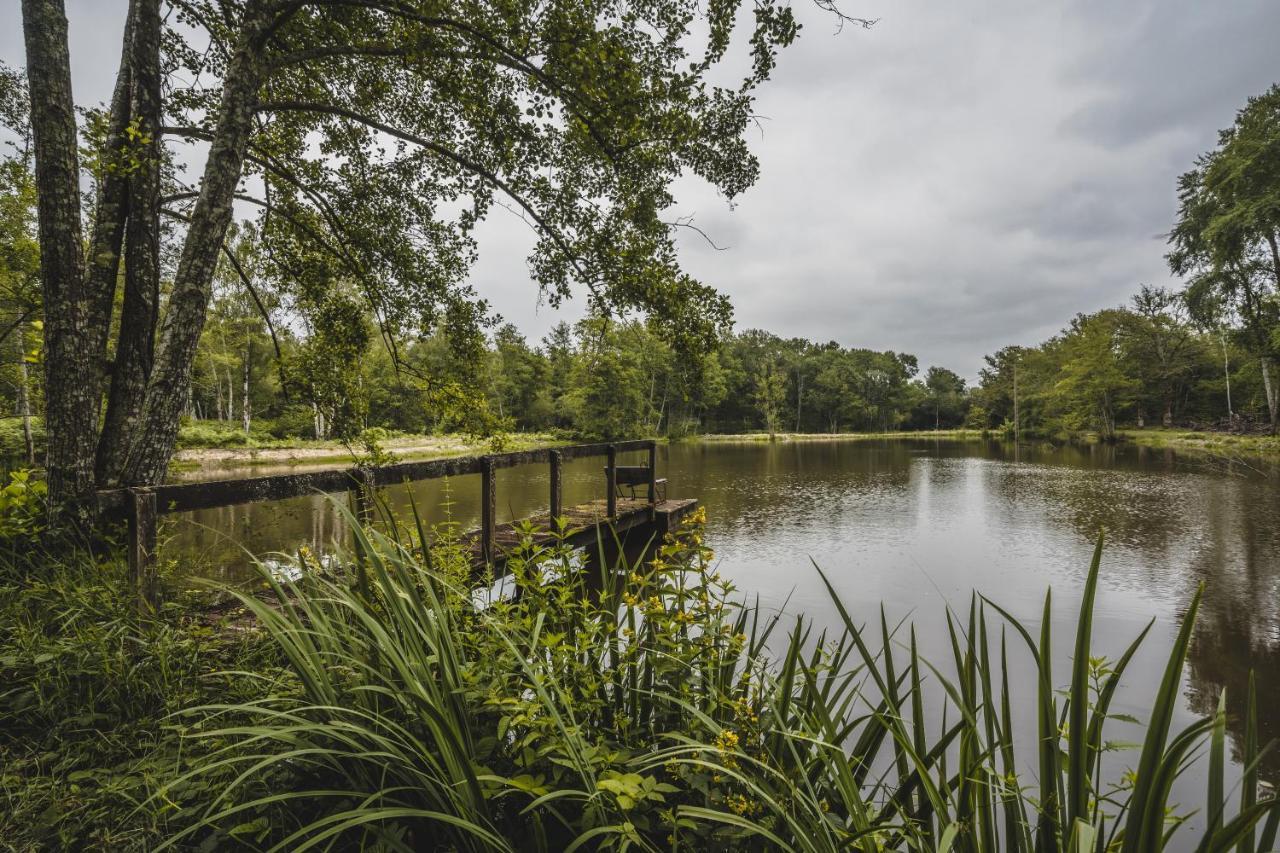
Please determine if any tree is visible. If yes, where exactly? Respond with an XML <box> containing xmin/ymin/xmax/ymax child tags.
<box><xmin>0</xmin><ymin>64</ymin><xmax>40</xmax><ymax>464</ymax></box>
<box><xmin>1169</xmin><ymin>84</ymin><xmax>1280</xmax><ymax>431</ymax></box>
<box><xmin>923</xmin><ymin>366</ymin><xmax>966</xmax><ymax>430</ymax></box>
<box><xmin>1053</xmin><ymin>311</ymin><xmax>1139</xmax><ymax>440</ymax></box>
<box><xmin>753</xmin><ymin>358</ymin><xmax>787</xmax><ymax>438</ymax></box>
<box><xmin>21</xmin><ymin>0</ymin><xmax>814</xmax><ymax>520</ymax></box>
<box><xmin>1117</xmin><ymin>286</ymin><xmax>1204</xmax><ymax>427</ymax></box>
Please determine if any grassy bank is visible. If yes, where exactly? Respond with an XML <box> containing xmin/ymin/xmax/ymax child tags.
<box><xmin>1118</xmin><ymin>427</ymin><xmax>1280</xmax><ymax>460</ymax></box>
<box><xmin>2</xmin><ymin>503</ymin><xmax>1278</xmax><ymax>850</ymax></box>
<box><xmin>699</xmin><ymin>429</ymin><xmax>983</xmax><ymax>443</ymax></box>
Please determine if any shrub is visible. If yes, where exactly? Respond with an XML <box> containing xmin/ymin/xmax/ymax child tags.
<box><xmin>0</xmin><ymin>469</ymin><xmax>47</xmax><ymax>554</ymax></box>
<box><xmin>163</xmin><ymin>504</ymin><xmax>1280</xmax><ymax>851</ymax></box>
<box><xmin>265</xmin><ymin>404</ymin><xmax>318</xmax><ymax>440</ymax></box>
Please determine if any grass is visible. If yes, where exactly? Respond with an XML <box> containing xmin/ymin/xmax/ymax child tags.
<box><xmin>0</xmin><ymin>548</ymin><xmax>276</xmax><ymax>850</ymax></box>
<box><xmin>142</xmin><ymin>501</ymin><xmax>1279</xmax><ymax>850</ymax></box>
<box><xmin>166</xmin><ymin>425</ymin><xmax>568</xmax><ymax>473</ymax></box>
<box><xmin>1117</xmin><ymin>427</ymin><xmax>1280</xmax><ymax>460</ymax></box>
<box><xmin>1</xmin><ymin>495</ymin><xmax>1277</xmax><ymax>849</ymax></box>
<box><xmin>699</xmin><ymin>429</ymin><xmax>982</xmax><ymax>443</ymax></box>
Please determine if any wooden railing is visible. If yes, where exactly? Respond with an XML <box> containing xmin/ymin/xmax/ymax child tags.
<box><xmin>99</xmin><ymin>440</ymin><xmax>660</xmax><ymax>605</ymax></box>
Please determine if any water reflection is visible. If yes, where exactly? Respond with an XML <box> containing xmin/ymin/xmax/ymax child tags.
<box><xmin>164</xmin><ymin>438</ymin><xmax>1280</xmax><ymax>786</ymax></box>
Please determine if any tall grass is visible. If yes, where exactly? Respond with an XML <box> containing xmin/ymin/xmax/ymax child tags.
<box><xmin>162</xmin><ymin>500</ymin><xmax>1280</xmax><ymax>851</ymax></box>
<box><xmin>0</xmin><ymin>544</ymin><xmax>273</xmax><ymax>850</ymax></box>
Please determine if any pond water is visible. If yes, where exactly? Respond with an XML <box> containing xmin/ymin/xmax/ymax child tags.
<box><xmin>165</xmin><ymin>437</ymin><xmax>1280</xmax><ymax>827</ymax></box>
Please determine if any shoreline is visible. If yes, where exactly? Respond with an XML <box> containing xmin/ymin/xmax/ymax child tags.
<box><xmin>696</xmin><ymin>429</ymin><xmax>983</xmax><ymax>443</ymax></box>
<box><xmin>1115</xmin><ymin>427</ymin><xmax>1279</xmax><ymax>460</ymax></box>
<box><xmin>168</xmin><ymin>433</ymin><xmax>566</xmax><ymax>475</ymax></box>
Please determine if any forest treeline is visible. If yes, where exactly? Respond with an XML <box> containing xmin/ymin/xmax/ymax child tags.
<box><xmin>3</xmin><ymin>272</ymin><xmax>1271</xmax><ymax>450</ymax></box>
<box><xmin>3</xmin><ymin>64</ymin><xmax>1280</xmax><ymax>463</ymax></box>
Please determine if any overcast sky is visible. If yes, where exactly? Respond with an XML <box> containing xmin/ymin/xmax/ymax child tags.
<box><xmin>4</xmin><ymin>1</ymin><xmax>1278</xmax><ymax>379</ymax></box>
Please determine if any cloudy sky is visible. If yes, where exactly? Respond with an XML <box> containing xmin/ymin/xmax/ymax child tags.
<box><xmin>4</xmin><ymin>1</ymin><xmax>1278</xmax><ymax>378</ymax></box>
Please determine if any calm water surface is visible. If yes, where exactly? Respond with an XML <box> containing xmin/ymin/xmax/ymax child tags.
<box><xmin>166</xmin><ymin>438</ymin><xmax>1280</xmax><ymax>824</ymax></box>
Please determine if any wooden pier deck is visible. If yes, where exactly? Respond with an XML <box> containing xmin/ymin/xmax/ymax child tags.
<box><xmin>458</xmin><ymin>497</ymin><xmax>699</xmax><ymax>572</ymax></box>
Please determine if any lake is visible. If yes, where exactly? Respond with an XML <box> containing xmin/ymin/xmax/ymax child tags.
<box><xmin>165</xmin><ymin>437</ymin><xmax>1280</xmax><ymax>823</ymax></box>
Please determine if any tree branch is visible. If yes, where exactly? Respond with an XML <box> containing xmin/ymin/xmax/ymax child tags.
<box><xmin>254</xmin><ymin>99</ymin><xmax>602</xmax><ymax>297</ymax></box>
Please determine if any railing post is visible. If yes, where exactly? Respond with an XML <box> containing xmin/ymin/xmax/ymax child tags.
<box><xmin>606</xmin><ymin>444</ymin><xmax>617</xmax><ymax>519</ymax></box>
<box><xmin>126</xmin><ymin>488</ymin><xmax>158</xmax><ymax>611</ymax></box>
<box><xmin>481</xmin><ymin>456</ymin><xmax>496</xmax><ymax>564</ymax></box>
<box><xmin>549</xmin><ymin>449</ymin><xmax>563</xmax><ymax>526</ymax></box>
<box><xmin>647</xmin><ymin>440</ymin><xmax>658</xmax><ymax>506</ymax></box>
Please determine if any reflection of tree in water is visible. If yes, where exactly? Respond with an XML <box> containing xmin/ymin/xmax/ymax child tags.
<box><xmin>166</xmin><ymin>492</ymin><xmax>353</xmax><ymax>587</ymax></box>
<box><xmin>980</xmin><ymin>440</ymin><xmax>1280</xmax><ymax>780</ymax></box>
<box><xmin>1182</xmin><ymin>496</ymin><xmax>1280</xmax><ymax>781</ymax></box>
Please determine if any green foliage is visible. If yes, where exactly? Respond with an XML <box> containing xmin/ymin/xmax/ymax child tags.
<box><xmin>174</xmin><ymin>419</ymin><xmax>284</xmax><ymax>450</ymax></box>
<box><xmin>1053</xmin><ymin>311</ymin><xmax>1141</xmax><ymax>439</ymax></box>
<box><xmin>153</xmin><ymin>502</ymin><xmax>1279</xmax><ymax>851</ymax></box>
<box><xmin>1168</xmin><ymin>83</ymin><xmax>1280</xmax><ymax>429</ymax></box>
<box><xmin>0</xmin><ymin>416</ymin><xmax>44</xmax><ymax>459</ymax></box>
<box><xmin>0</xmin><ymin>468</ymin><xmax>45</xmax><ymax>546</ymax></box>
<box><xmin>0</xmin><ymin>552</ymin><xmax>275</xmax><ymax>850</ymax></box>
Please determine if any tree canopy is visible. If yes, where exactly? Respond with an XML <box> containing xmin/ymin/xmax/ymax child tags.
<box><xmin>18</xmin><ymin>0</ymin><xmax>842</xmax><ymax>516</ymax></box>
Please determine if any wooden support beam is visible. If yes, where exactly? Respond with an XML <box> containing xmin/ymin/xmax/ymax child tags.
<box><xmin>481</xmin><ymin>457</ymin><xmax>497</xmax><ymax>564</ymax></box>
<box><xmin>126</xmin><ymin>488</ymin><xmax>158</xmax><ymax>611</ymax></box>
<box><xmin>549</xmin><ymin>449</ymin><xmax>563</xmax><ymax>525</ymax></box>
<box><xmin>647</xmin><ymin>441</ymin><xmax>657</xmax><ymax>506</ymax></box>
<box><xmin>606</xmin><ymin>444</ymin><xmax>617</xmax><ymax>519</ymax></box>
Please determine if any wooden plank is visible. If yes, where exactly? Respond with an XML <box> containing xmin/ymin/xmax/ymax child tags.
<box><xmin>351</xmin><ymin>467</ymin><xmax>375</xmax><ymax>526</ymax></box>
<box><xmin>606</xmin><ymin>444</ymin><xmax>617</xmax><ymax>519</ymax></box>
<box><xmin>481</xmin><ymin>457</ymin><xmax>496</xmax><ymax>564</ymax></box>
<box><xmin>647</xmin><ymin>441</ymin><xmax>657</xmax><ymax>505</ymax></box>
<box><xmin>549</xmin><ymin>449</ymin><xmax>563</xmax><ymax>523</ymax></box>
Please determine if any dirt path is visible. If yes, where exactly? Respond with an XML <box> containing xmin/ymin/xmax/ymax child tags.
<box><xmin>171</xmin><ymin>434</ymin><xmax>560</xmax><ymax>477</ymax></box>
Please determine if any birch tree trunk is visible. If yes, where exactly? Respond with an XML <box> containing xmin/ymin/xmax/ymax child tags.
<box><xmin>97</xmin><ymin>0</ymin><xmax>161</xmax><ymax>486</ymax></box>
<box><xmin>1261</xmin><ymin>356</ymin><xmax>1278</xmax><ymax>433</ymax></box>
<box><xmin>242</xmin><ymin>339</ymin><xmax>251</xmax><ymax>436</ymax></box>
<box><xmin>16</xmin><ymin>324</ymin><xmax>35</xmax><ymax>465</ymax></box>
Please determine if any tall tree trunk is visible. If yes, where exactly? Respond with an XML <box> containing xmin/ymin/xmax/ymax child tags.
<box><xmin>121</xmin><ymin>1</ymin><xmax>271</xmax><ymax>485</ymax></box>
<box><xmin>1220</xmin><ymin>329</ymin><xmax>1232</xmax><ymax>420</ymax></box>
<box><xmin>213</xmin><ymin>357</ymin><xmax>224</xmax><ymax>421</ymax></box>
<box><xmin>242</xmin><ymin>338</ymin><xmax>251</xmax><ymax>435</ymax></box>
<box><xmin>22</xmin><ymin>0</ymin><xmax>98</xmax><ymax>516</ymax></box>
<box><xmin>97</xmin><ymin>0</ymin><xmax>161</xmax><ymax>486</ymax></box>
<box><xmin>16</xmin><ymin>324</ymin><xmax>35</xmax><ymax>465</ymax></box>
<box><xmin>1261</xmin><ymin>356</ymin><xmax>1278</xmax><ymax>434</ymax></box>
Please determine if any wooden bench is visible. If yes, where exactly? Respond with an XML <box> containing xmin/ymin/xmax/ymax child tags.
<box><xmin>606</xmin><ymin>465</ymin><xmax>666</xmax><ymax>502</ymax></box>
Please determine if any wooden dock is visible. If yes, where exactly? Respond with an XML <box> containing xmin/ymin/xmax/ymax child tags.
<box><xmin>96</xmin><ymin>440</ymin><xmax>698</xmax><ymax>605</ymax></box>
<box><xmin>457</xmin><ymin>496</ymin><xmax>700</xmax><ymax>572</ymax></box>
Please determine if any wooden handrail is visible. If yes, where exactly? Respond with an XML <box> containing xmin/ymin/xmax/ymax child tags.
<box><xmin>96</xmin><ymin>439</ymin><xmax>655</xmax><ymax>517</ymax></box>
<box><xmin>107</xmin><ymin>439</ymin><xmax>659</xmax><ymax>609</ymax></box>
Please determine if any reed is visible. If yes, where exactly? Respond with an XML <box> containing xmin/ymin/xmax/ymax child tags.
<box><xmin>161</xmin><ymin>500</ymin><xmax>1280</xmax><ymax>851</ymax></box>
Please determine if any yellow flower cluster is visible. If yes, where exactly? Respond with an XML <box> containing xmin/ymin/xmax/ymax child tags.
<box><xmin>726</xmin><ymin>793</ymin><xmax>757</xmax><ymax>816</ymax></box>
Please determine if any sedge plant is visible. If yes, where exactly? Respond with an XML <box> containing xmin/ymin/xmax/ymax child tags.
<box><xmin>157</xmin><ymin>496</ymin><xmax>1280</xmax><ymax>851</ymax></box>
